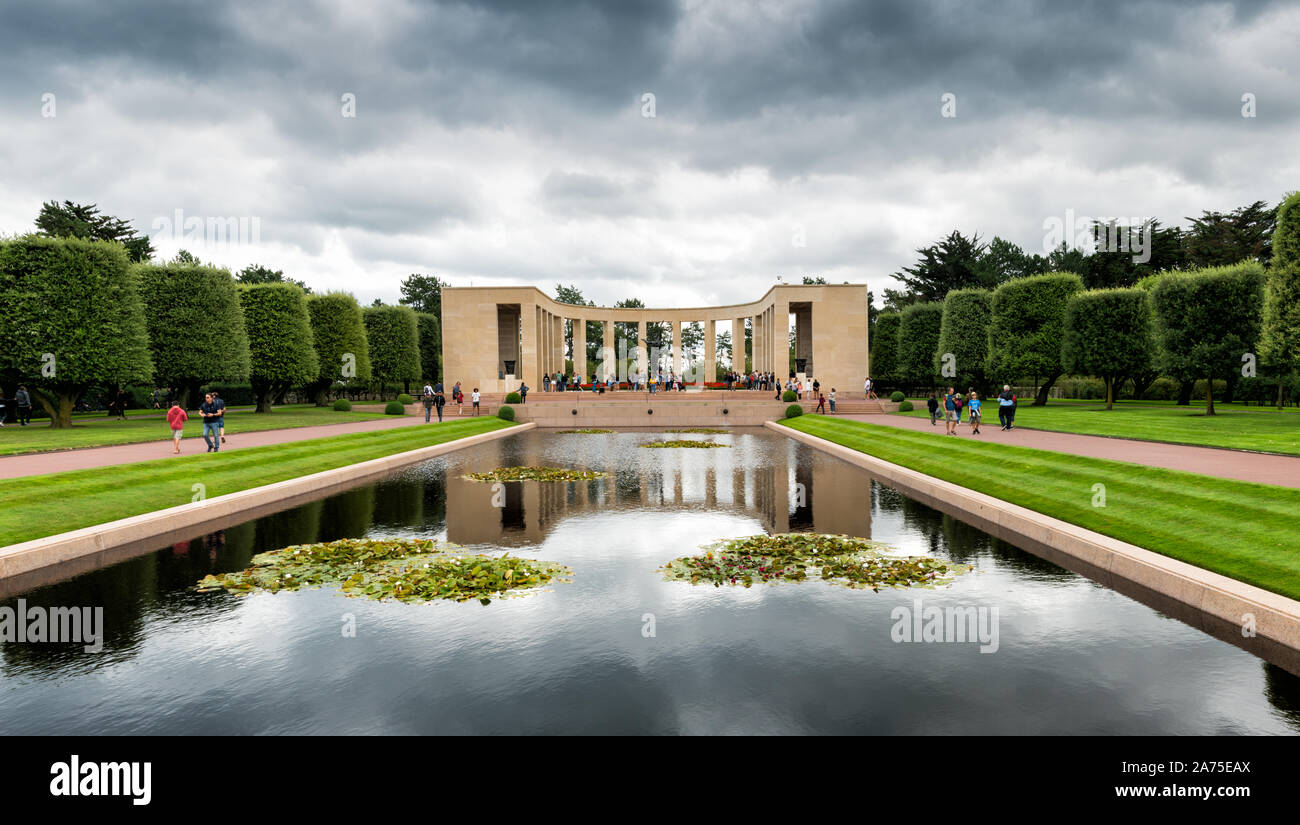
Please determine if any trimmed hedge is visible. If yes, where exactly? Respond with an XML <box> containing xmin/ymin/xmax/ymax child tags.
<box><xmin>785</xmin><ymin>403</ymin><xmax>803</xmax><ymax>419</ymax></box>
<box><xmin>396</xmin><ymin>393</ymin><xmax>414</xmax><ymax>404</ymax></box>
<box><xmin>505</xmin><ymin>391</ymin><xmax>522</xmax><ymax>403</ymax></box>
<box><xmin>897</xmin><ymin>301</ymin><xmax>944</xmax><ymax>387</ymax></box>
<box><xmin>498</xmin><ymin>405</ymin><xmax>515</xmax><ymax>421</ymax></box>
<box><xmin>782</xmin><ymin>390</ymin><xmax>798</xmax><ymax>402</ymax></box>
<box><xmin>897</xmin><ymin>400</ymin><xmax>914</xmax><ymax>412</ymax></box>
<box><xmin>384</xmin><ymin>400</ymin><xmax>406</xmax><ymax>415</ymax></box>
<box><xmin>333</xmin><ymin>398</ymin><xmax>353</xmax><ymax>411</ymax></box>
<box><xmin>890</xmin><ymin>390</ymin><xmax>905</xmax><ymax>402</ymax></box>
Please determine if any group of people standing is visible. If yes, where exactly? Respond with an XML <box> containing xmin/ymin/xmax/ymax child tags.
<box><xmin>927</xmin><ymin>385</ymin><xmax>1018</xmax><ymax>436</ymax></box>
<box><xmin>421</xmin><ymin>381</ymin><xmax>481</xmax><ymax>421</ymax></box>
<box><xmin>724</xmin><ymin>371</ymin><xmax>780</xmax><ymax>391</ymax></box>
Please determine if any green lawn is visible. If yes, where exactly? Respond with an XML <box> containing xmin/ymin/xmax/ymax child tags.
<box><xmin>0</xmin><ymin>417</ymin><xmax>514</xmax><ymax>546</ymax></box>
<box><xmin>898</xmin><ymin>399</ymin><xmax>1300</xmax><ymax>455</ymax></box>
<box><xmin>0</xmin><ymin>404</ymin><xmax>388</xmax><ymax>456</ymax></box>
<box><xmin>781</xmin><ymin>415</ymin><xmax>1300</xmax><ymax>601</ymax></box>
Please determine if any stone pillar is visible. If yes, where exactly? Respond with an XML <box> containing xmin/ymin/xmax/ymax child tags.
<box><xmin>704</xmin><ymin>319</ymin><xmax>716</xmax><ymax>384</ymax></box>
<box><xmin>573</xmin><ymin>316</ymin><xmax>587</xmax><ymax>382</ymax></box>
<box><xmin>771</xmin><ymin>298</ymin><xmax>789</xmax><ymax>378</ymax></box>
<box><xmin>672</xmin><ymin>319</ymin><xmax>683</xmax><ymax>379</ymax></box>
<box><xmin>754</xmin><ymin>311</ymin><xmax>764</xmax><ymax>373</ymax></box>
<box><xmin>636</xmin><ymin>320</ymin><xmax>647</xmax><ymax>386</ymax></box>
<box><xmin>602</xmin><ymin>320</ymin><xmax>615</xmax><ymax>382</ymax></box>
<box><xmin>521</xmin><ymin>304</ymin><xmax>538</xmax><ymax>391</ymax></box>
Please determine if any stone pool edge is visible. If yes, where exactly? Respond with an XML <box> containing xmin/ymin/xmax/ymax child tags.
<box><xmin>767</xmin><ymin>420</ymin><xmax>1300</xmax><ymax>653</ymax></box>
<box><xmin>0</xmin><ymin>422</ymin><xmax>536</xmax><ymax>585</ymax></box>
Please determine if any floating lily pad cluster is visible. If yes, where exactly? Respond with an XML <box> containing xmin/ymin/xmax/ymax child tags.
<box><xmin>463</xmin><ymin>466</ymin><xmax>607</xmax><ymax>482</ymax></box>
<box><xmin>665</xmin><ymin>427</ymin><xmax>728</xmax><ymax>434</ymax></box>
<box><xmin>661</xmin><ymin>533</ymin><xmax>968</xmax><ymax>591</ymax></box>
<box><xmin>196</xmin><ymin>537</ymin><xmax>572</xmax><ymax>604</ymax></box>
<box><xmin>641</xmin><ymin>440</ymin><xmax>730</xmax><ymax>448</ymax></box>
<box><xmin>556</xmin><ymin>428</ymin><xmax>614</xmax><ymax>434</ymax></box>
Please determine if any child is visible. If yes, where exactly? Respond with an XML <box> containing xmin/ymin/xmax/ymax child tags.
<box><xmin>927</xmin><ymin>392</ymin><xmax>939</xmax><ymax>425</ymax></box>
<box><xmin>166</xmin><ymin>400</ymin><xmax>189</xmax><ymax>454</ymax></box>
<box><xmin>968</xmin><ymin>391</ymin><xmax>982</xmax><ymax>435</ymax></box>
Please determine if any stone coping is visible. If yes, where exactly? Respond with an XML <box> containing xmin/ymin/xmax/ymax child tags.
<box><xmin>0</xmin><ymin>423</ymin><xmax>533</xmax><ymax>594</ymax></box>
<box><xmin>767</xmin><ymin>421</ymin><xmax>1300</xmax><ymax>671</ymax></box>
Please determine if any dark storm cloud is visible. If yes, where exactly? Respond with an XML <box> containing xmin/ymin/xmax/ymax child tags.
<box><xmin>0</xmin><ymin>0</ymin><xmax>1296</xmax><ymax>303</ymax></box>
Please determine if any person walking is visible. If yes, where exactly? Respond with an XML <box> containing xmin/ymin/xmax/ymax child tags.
<box><xmin>15</xmin><ymin>385</ymin><xmax>32</xmax><ymax>426</ymax></box>
<box><xmin>166</xmin><ymin>400</ymin><xmax>189</xmax><ymax>453</ymax></box>
<box><xmin>999</xmin><ymin>385</ymin><xmax>1017</xmax><ymax>430</ymax></box>
<box><xmin>543</xmin><ymin>373</ymin><xmax>551</xmax><ymax>393</ymax></box>
<box><xmin>927</xmin><ymin>392</ymin><xmax>939</xmax><ymax>425</ymax></box>
<box><xmin>422</xmin><ymin>385</ymin><xmax>435</xmax><ymax>422</ymax></box>
<box><xmin>152</xmin><ymin>388</ymin><xmax>162</xmax><ymax>409</ymax></box>
<box><xmin>211</xmin><ymin>390</ymin><xmax>227</xmax><ymax>443</ymax></box>
<box><xmin>829</xmin><ymin>388</ymin><xmax>837</xmax><ymax>414</ymax></box>
<box><xmin>519</xmin><ymin>383</ymin><xmax>528</xmax><ymax>403</ymax></box>
<box><xmin>453</xmin><ymin>381</ymin><xmax>463</xmax><ymax>414</ymax></box>
<box><xmin>953</xmin><ymin>391</ymin><xmax>964</xmax><ymax>429</ymax></box>
<box><xmin>863</xmin><ymin>377</ymin><xmax>871</xmax><ymax>399</ymax></box>
<box><xmin>434</xmin><ymin>388</ymin><xmax>446</xmax><ymax>422</ymax></box>
<box><xmin>967</xmin><ymin>391</ymin><xmax>983</xmax><ymax>435</ymax></box>
<box><xmin>998</xmin><ymin>385</ymin><xmax>1016</xmax><ymax>430</ymax></box>
<box><xmin>471</xmin><ymin>388</ymin><xmax>481</xmax><ymax>416</ymax></box>
<box><xmin>199</xmin><ymin>392</ymin><xmax>222</xmax><ymax>452</ymax></box>
<box><xmin>943</xmin><ymin>387</ymin><xmax>958</xmax><ymax>435</ymax></box>
<box><xmin>816</xmin><ymin>393</ymin><xmax>827</xmax><ymax>414</ymax></box>
<box><xmin>0</xmin><ymin>391</ymin><xmax>6</xmax><ymax>427</ymax></box>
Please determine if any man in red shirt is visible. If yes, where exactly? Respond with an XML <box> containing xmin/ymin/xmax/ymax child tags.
<box><xmin>166</xmin><ymin>400</ymin><xmax>189</xmax><ymax>454</ymax></box>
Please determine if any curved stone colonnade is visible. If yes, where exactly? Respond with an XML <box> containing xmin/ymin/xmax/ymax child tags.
<box><xmin>441</xmin><ymin>283</ymin><xmax>871</xmax><ymax>395</ymax></box>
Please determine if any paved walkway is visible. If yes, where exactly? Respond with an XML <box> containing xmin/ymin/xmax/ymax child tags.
<box><xmin>836</xmin><ymin>412</ymin><xmax>1300</xmax><ymax>489</ymax></box>
<box><xmin>0</xmin><ymin>413</ymin><xmax>475</xmax><ymax>480</ymax></box>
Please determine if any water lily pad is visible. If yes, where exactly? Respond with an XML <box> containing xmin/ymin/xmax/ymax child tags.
<box><xmin>196</xmin><ymin>538</ymin><xmax>572</xmax><ymax>603</ymax></box>
<box><xmin>463</xmin><ymin>466</ymin><xmax>607</xmax><ymax>482</ymax></box>
<box><xmin>660</xmin><ymin>533</ymin><xmax>969</xmax><ymax>591</ymax></box>
<box><xmin>640</xmin><ymin>440</ymin><xmax>730</xmax><ymax>448</ymax></box>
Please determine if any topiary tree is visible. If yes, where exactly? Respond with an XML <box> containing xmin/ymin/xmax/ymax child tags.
<box><xmin>505</xmin><ymin>391</ymin><xmax>522</xmax><ymax>404</ymax></box>
<box><xmin>870</xmin><ymin>311</ymin><xmax>901</xmax><ymax>388</ymax></box>
<box><xmin>332</xmin><ymin>398</ymin><xmax>352</xmax><ymax>411</ymax></box>
<box><xmin>306</xmin><ymin>292</ymin><xmax>371</xmax><ymax>406</ymax></box>
<box><xmin>417</xmin><ymin>311</ymin><xmax>441</xmax><ymax>384</ymax></box>
<box><xmin>897</xmin><ymin>301</ymin><xmax>944</xmax><ymax>391</ymax></box>
<box><xmin>497</xmin><ymin>405</ymin><xmax>515</xmax><ymax>421</ymax></box>
<box><xmin>0</xmin><ymin>235</ymin><xmax>153</xmax><ymax>427</ymax></box>
<box><xmin>782</xmin><ymin>389</ymin><xmax>798</xmax><ymax>402</ymax></box>
<box><xmin>987</xmin><ymin>272</ymin><xmax>1083</xmax><ymax>405</ymax></box>
<box><xmin>1260</xmin><ymin>191</ymin><xmax>1300</xmax><ymax>407</ymax></box>
<box><xmin>135</xmin><ymin>261</ymin><xmax>250</xmax><ymax>408</ymax></box>
<box><xmin>363</xmin><ymin>305</ymin><xmax>422</xmax><ymax>400</ymax></box>
<box><xmin>240</xmin><ymin>283</ymin><xmax>319</xmax><ymax>413</ymax></box>
<box><xmin>1150</xmin><ymin>262</ymin><xmax>1265</xmax><ymax>415</ymax></box>
<box><xmin>936</xmin><ymin>288</ymin><xmax>992</xmax><ymax>393</ymax></box>
<box><xmin>785</xmin><ymin>403</ymin><xmax>803</xmax><ymax>418</ymax></box>
<box><xmin>1061</xmin><ymin>288</ymin><xmax>1155</xmax><ymax>409</ymax></box>
<box><xmin>384</xmin><ymin>400</ymin><xmax>406</xmax><ymax>415</ymax></box>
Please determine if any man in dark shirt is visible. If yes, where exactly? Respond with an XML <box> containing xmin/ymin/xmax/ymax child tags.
<box><xmin>211</xmin><ymin>391</ymin><xmax>227</xmax><ymax>443</ymax></box>
<box><xmin>199</xmin><ymin>393</ymin><xmax>223</xmax><ymax>452</ymax></box>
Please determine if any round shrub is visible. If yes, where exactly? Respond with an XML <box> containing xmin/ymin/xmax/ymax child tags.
<box><xmin>396</xmin><ymin>393</ymin><xmax>414</xmax><ymax>404</ymax></box>
<box><xmin>332</xmin><ymin>398</ymin><xmax>352</xmax><ymax>412</ymax></box>
<box><xmin>785</xmin><ymin>404</ymin><xmax>803</xmax><ymax>419</ymax></box>
<box><xmin>782</xmin><ymin>390</ymin><xmax>798</xmax><ymax>402</ymax></box>
<box><xmin>897</xmin><ymin>400</ymin><xmax>914</xmax><ymax>412</ymax></box>
<box><xmin>890</xmin><ymin>390</ymin><xmax>905</xmax><ymax>402</ymax></box>
<box><xmin>505</xmin><ymin>391</ymin><xmax>522</xmax><ymax>404</ymax></box>
<box><xmin>384</xmin><ymin>401</ymin><xmax>405</xmax><ymax>415</ymax></box>
<box><xmin>497</xmin><ymin>405</ymin><xmax>515</xmax><ymax>421</ymax></box>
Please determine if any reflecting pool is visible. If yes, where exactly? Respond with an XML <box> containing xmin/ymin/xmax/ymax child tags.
<box><xmin>2</xmin><ymin>429</ymin><xmax>1298</xmax><ymax>734</ymax></box>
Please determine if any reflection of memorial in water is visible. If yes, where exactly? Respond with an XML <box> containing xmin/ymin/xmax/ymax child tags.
<box><xmin>446</xmin><ymin>440</ymin><xmax>870</xmax><ymax>545</ymax></box>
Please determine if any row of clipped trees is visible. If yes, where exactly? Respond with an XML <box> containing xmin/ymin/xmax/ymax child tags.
<box><xmin>870</xmin><ymin>194</ymin><xmax>1300</xmax><ymax>412</ymax></box>
<box><xmin>0</xmin><ymin>235</ymin><xmax>435</xmax><ymax>427</ymax></box>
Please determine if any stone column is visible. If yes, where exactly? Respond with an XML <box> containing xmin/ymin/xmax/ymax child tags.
<box><xmin>636</xmin><ymin>320</ymin><xmax>647</xmax><ymax>386</ymax></box>
<box><xmin>521</xmin><ymin>304</ymin><xmax>538</xmax><ymax>391</ymax></box>
<box><xmin>672</xmin><ymin>319</ymin><xmax>683</xmax><ymax>379</ymax></box>
<box><xmin>602</xmin><ymin>319</ymin><xmax>615</xmax><ymax>382</ymax></box>
<box><xmin>755</xmin><ymin>310</ymin><xmax>765</xmax><ymax>373</ymax></box>
<box><xmin>573</xmin><ymin>316</ymin><xmax>586</xmax><ymax>383</ymax></box>
<box><xmin>771</xmin><ymin>297</ymin><xmax>789</xmax><ymax>378</ymax></box>
<box><xmin>704</xmin><ymin>319</ymin><xmax>716</xmax><ymax>384</ymax></box>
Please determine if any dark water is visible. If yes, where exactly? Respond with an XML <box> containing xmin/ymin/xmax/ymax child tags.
<box><xmin>2</xmin><ymin>429</ymin><xmax>1299</xmax><ymax>734</ymax></box>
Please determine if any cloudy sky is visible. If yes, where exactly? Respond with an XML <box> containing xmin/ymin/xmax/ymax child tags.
<box><xmin>1</xmin><ymin>0</ymin><xmax>1296</xmax><ymax>309</ymax></box>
